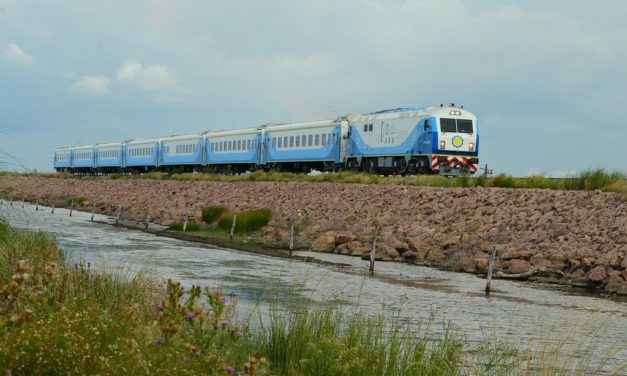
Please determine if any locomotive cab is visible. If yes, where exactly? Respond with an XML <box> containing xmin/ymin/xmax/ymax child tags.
<box><xmin>431</xmin><ymin>106</ymin><xmax>479</xmax><ymax>175</ymax></box>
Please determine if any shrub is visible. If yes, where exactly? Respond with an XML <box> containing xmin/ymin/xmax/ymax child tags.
<box><xmin>456</xmin><ymin>174</ymin><xmax>470</xmax><ymax>187</ymax></box>
<box><xmin>235</xmin><ymin>208</ymin><xmax>272</xmax><ymax>234</ymax></box>
<box><xmin>201</xmin><ymin>206</ymin><xmax>230</xmax><ymax>224</ymax></box>
<box><xmin>565</xmin><ymin>168</ymin><xmax>624</xmax><ymax>191</ymax></box>
<box><xmin>473</xmin><ymin>175</ymin><xmax>486</xmax><ymax>187</ymax></box>
<box><xmin>167</xmin><ymin>223</ymin><xmax>200</xmax><ymax>232</ymax></box>
<box><xmin>216</xmin><ymin>208</ymin><xmax>272</xmax><ymax>234</ymax></box>
<box><xmin>217</xmin><ymin>211</ymin><xmax>235</xmax><ymax>231</ymax></box>
<box><xmin>492</xmin><ymin>174</ymin><xmax>516</xmax><ymax>188</ymax></box>
<box><xmin>65</xmin><ymin>195</ymin><xmax>88</xmax><ymax>206</ymax></box>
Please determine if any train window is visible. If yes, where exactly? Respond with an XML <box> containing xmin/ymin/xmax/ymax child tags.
<box><xmin>314</xmin><ymin>134</ymin><xmax>320</xmax><ymax>146</ymax></box>
<box><xmin>289</xmin><ymin>136</ymin><xmax>293</xmax><ymax>148</ymax></box>
<box><xmin>363</xmin><ymin>124</ymin><xmax>368</xmax><ymax>132</ymax></box>
<box><xmin>457</xmin><ymin>119</ymin><xmax>473</xmax><ymax>134</ymax></box>
<box><xmin>295</xmin><ymin>135</ymin><xmax>300</xmax><ymax>147</ymax></box>
<box><xmin>300</xmin><ymin>135</ymin><xmax>305</xmax><ymax>146</ymax></box>
<box><xmin>247</xmin><ymin>139</ymin><xmax>251</xmax><ymax>149</ymax></box>
<box><xmin>440</xmin><ymin>118</ymin><xmax>456</xmax><ymax>133</ymax></box>
<box><xmin>272</xmin><ymin>138</ymin><xmax>276</xmax><ymax>148</ymax></box>
<box><xmin>368</xmin><ymin>124</ymin><xmax>373</xmax><ymax>132</ymax></box>
<box><xmin>424</xmin><ymin>119</ymin><xmax>431</xmax><ymax>132</ymax></box>
<box><xmin>308</xmin><ymin>134</ymin><xmax>313</xmax><ymax>146</ymax></box>
<box><xmin>278</xmin><ymin>137</ymin><xmax>282</xmax><ymax>148</ymax></box>
<box><xmin>283</xmin><ymin>136</ymin><xmax>287</xmax><ymax>148</ymax></box>
<box><xmin>321</xmin><ymin>134</ymin><xmax>327</xmax><ymax>145</ymax></box>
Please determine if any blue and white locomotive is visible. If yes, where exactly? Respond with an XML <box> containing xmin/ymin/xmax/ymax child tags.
<box><xmin>53</xmin><ymin>104</ymin><xmax>479</xmax><ymax>175</ymax></box>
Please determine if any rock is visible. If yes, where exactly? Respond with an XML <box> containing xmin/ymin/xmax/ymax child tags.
<box><xmin>311</xmin><ymin>232</ymin><xmax>336</xmax><ymax>252</ymax></box>
<box><xmin>509</xmin><ymin>259</ymin><xmax>531</xmax><ymax>274</ymax></box>
<box><xmin>335</xmin><ymin>231</ymin><xmax>357</xmax><ymax>245</ymax></box>
<box><xmin>336</xmin><ymin>244</ymin><xmax>352</xmax><ymax>255</ymax></box>
<box><xmin>473</xmin><ymin>257</ymin><xmax>489</xmax><ymax>270</ymax></box>
<box><xmin>588</xmin><ymin>266</ymin><xmax>607</xmax><ymax>282</ymax></box>
<box><xmin>402</xmin><ymin>251</ymin><xmax>419</xmax><ymax>263</ymax></box>
<box><xmin>406</xmin><ymin>236</ymin><xmax>427</xmax><ymax>252</ymax></box>
<box><xmin>347</xmin><ymin>240</ymin><xmax>367</xmax><ymax>253</ymax></box>
<box><xmin>568</xmin><ymin>268</ymin><xmax>585</xmax><ymax>279</ymax></box>
<box><xmin>530</xmin><ymin>255</ymin><xmax>551</xmax><ymax>268</ymax></box>
<box><xmin>426</xmin><ymin>248</ymin><xmax>446</xmax><ymax>263</ymax></box>
<box><xmin>605</xmin><ymin>271</ymin><xmax>625</xmax><ymax>292</ymax></box>
<box><xmin>441</xmin><ymin>234</ymin><xmax>460</xmax><ymax>249</ymax></box>
<box><xmin>380</xmin><ymin>244</ymin><xmax>400</xmax><ymax>258</ymax></box>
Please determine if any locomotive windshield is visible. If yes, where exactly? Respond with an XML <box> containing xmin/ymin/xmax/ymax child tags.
<box><xmin>440</xmin><ymin>118</ymin><xmax>473</xmax><ymax>134</ymax></box>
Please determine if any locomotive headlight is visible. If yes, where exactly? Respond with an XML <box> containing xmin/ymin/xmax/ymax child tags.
<box><xmin>439</xmin><ymin>141</ymin><xmax>445</xmax><ymax>149</ymax></box>
<box><xmin>469</xmin><ymin>142</ymin><xmax>474</xmax><ymax>151</ymax></box>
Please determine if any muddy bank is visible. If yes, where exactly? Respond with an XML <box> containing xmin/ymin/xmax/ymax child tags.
<box><xmin>1</xmin><ymin>175</ymin><xmax>626</xmax><ymax>294</ymax></box>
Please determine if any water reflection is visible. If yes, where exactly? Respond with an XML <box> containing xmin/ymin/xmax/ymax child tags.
<box><xmin>1</xmin><ymin>200</ymin><xmax>626</xmax><ymax>371</ymax></box>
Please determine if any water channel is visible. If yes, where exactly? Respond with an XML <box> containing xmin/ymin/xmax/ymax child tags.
<box><xmin>1</xmin><ymin>201</ymin><xmax>626</xmax><ymax>372</ymax></box>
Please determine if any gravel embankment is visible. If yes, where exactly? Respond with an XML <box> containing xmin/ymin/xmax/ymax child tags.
<box><xmin>1</xmin><ymin>175</ymin><xmax>626</xmax><ymax>294</ymax></box>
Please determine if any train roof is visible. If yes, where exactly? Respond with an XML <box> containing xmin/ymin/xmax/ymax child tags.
<box><xmin>264</xmin><ymin>120</ymin><xmax>336</xmax><ymax>132</ymax></box>
<box><xmin>159</xmin><ymin>133</ymin><xmax>206</xmax><ymax>142</ymax></box>
<box><xmin>356</xmin><ymin>105</ymin><xmax>476</xmax><ymax>122</ymax></box>
<box><xmin>95</xmin><ymin>142</ymin><xmax>122</xmax><ymax>147</ymax></box>
<box><xmin>207</xmin><ymin>127</ymin><xmax>260</xmax><ymax>137</ymax></box>
<box><xmin>124</xmin><ymin>137</ymin><xmax>161</xmax><ymax>145</ymax></box>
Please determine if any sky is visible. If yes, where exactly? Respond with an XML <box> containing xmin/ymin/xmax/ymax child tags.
<box><xmin>1</xmin><ymin>0</ymin><xmax>626</xmax><ymax>176</ymax></box>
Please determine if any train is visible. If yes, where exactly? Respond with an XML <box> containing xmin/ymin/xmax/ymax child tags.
<box><xmin>53</xmin><ymin>104</ymin><xmax>479</xmax><ymax>175</ymax></box>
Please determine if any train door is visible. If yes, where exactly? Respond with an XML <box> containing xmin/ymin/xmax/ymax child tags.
<box><xmin>339</xmin><ymin>120</ymin><xmax>349</xmax><ymax>164</ymax></box>
<box><xmin>258</xmin><ymin>129</ymin><xmax>266</xmax><ymax>166</ymax></box>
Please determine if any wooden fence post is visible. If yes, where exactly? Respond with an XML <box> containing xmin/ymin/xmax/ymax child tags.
<box><xmin>115</xmin><ymin>205</ymin><xmax>122</xmax><ymax>224</ymax></box>
<box><xmin>485</xmin><ymin>246</ymin><xmax>497</xmax><ymax>296</ymax></box>
<box><xmin>230</xmin><ymin>213</ymin><xmax>237</xmax><ymax>241</ymax></box>
<box><xmin>91</xmin><ymin>202</ymin><xmax>96</xmax><ymax>222</ymax></box>
<box><xmin>36</xmin><ymin>200</ymin><xmax>39</xmax><ymax>211</ymax></box>
<box><xmin>69</xmin><ymin>198</ymin><xmax>74</xmax><ymax>217</ymax></box>
<box><xmin>369</xmin><ymin>226</ymin><xmax>379</xmax><ymax>276</ymax></box>
<box><xmin>51</xmin><ymin>204</ymin><xmax>55</xmax><ymax>214</ymax></box>
<box><xmin>145</xmin><ymin>210</ymin><xmax>150</xmax><ymax>229</ymax></box>
<box><xmin>288</xmin><ymin>218</ymin><xmax>295</xmax><ymax>256</ymax></box>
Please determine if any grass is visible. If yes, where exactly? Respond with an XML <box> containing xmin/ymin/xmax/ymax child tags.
<box><xmin>6</xmin><ymin>169</ymin><xmax>625</xmax><ymax>196</ymax></box>
<box><xmin>167</xmin><ymin>222</ymin><xmax>201</xmax><ymax>232</ymax></box>
<box><xmin>1</xmin><ymin>219</ymin><xmax>626</xmax><ymax>375</ymax></box>
<box><xmin>202</xmin><ymin>205</ymin><xmax>230</xmax><ymax>224</ymax></box>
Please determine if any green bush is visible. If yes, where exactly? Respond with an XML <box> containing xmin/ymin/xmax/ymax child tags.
<box><xmin>201</xmin><ymin>206</ymin><xmax>230</xmax><ymax>224</ymax></box>
<box><xmin>65</xmin><ymin>195</ymin><xmax>88</xmax><ymax>207</ymax></box>
<box><xmin>235</xmin><ymin>208</ymin><xmax>272</xmax><ymax>234</ymax></box>
<box><xmin>565</xmin><ymin>168</ymin><xmax>624</xmax><ymax>191</ymax></box>
<box><xmin>167</xmin><ymin>223</ymin><xmax>200</xmax><ymax>232</ymax></box>
<box><xmin>456</xmin><ymin>175</ymin><xmax>470</xmax><ymax>187</ymax></box>
<box><xmin>216</xmin><ymin>208</ymin><xmax>272</xmax><ymax>234</ymax></box>
<box><xmin>473</xmin><ymin>175</ymin><xmax>486</xmax><ymax>187</ymax></box>
<box><xmin>492</xmin><ymin>174</ymin><xmax>516</xmax><ymax>188</ymax></box>
<box><xmin>217</xmin><ymin>211</ymin><xmax>235</xmax><ymax>230</ymax></box>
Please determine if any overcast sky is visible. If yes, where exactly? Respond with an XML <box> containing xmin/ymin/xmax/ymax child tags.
<box><xmin>1</xmin><ymin>0</ymin><xmax>626</xmax><ymax>176</ymax></box>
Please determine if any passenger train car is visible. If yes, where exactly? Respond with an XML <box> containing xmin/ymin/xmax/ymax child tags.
<box><xmin>53</xmin><ymin>104</ymin><xmax>479</xmax><ymax>175</ymax></box>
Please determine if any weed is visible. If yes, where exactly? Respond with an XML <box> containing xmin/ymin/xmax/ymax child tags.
<box><xmin>492</xmin><ymin>173</ymin><xmax>517</xmax><ymax>188</ymax></box>
<box><xmin>167</xmin><ymin>223</ymin><xmax>200</xmax><ymax>232</ymax></box>
<box><xmin>235</xmin><ymin>208</ymin><xmax>272</xmax><ymax>234</ymax></box>
<box><xmin>202</xmin><ymin>206</ymin><xmax>230</xmax><ymax>224</ymax></box>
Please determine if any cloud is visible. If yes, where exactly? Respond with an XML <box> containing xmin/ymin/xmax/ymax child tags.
<box><xmin>70</xmin><ymin>75</ymin><xmax>111</xmax><ymax>96</ymax></box>
<box><xmin>117</xmin><ymin>61</ymin><xmax>177</xmax><ymax>90</ymax></box>
<box><xmin>3</xmin><ymin>43</ymin><xmax>35</xmax><ymax>65</ymax></box>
